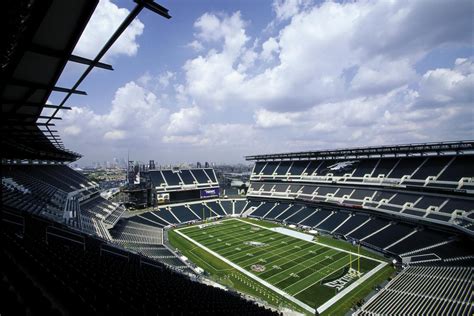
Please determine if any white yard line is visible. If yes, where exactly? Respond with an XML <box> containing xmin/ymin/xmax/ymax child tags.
<box><xmin>175</xmin><ymin>228</ymin><xmax>316</xmax><ymax>314</ymax></box>
<box><xmin>267</xmin><ymin>248</ymin><xmax>338</xmax><ymax>283</ymax></box>
<box><xmin>235</xmin><ymin>218</ymin><xmax>385</xmax><ymax>263</ymax></box>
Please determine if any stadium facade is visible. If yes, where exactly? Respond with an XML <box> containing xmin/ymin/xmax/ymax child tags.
<box><xmin>1</xmin><ymin>1</ymin><xmax>473</xmax><ymax>315</ymax></box>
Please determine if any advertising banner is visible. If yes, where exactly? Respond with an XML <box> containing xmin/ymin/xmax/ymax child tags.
<box><xmin>200</xmin><ymin>188</ymin><xmax>219</xmax><ymax>198</ymax></box>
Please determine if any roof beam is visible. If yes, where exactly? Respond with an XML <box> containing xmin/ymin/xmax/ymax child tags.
<box><xmin>46</xmin><ymin>1</ymin><xmax>171</xmax><ymax>123</ymax></box>
<box><xmin>2</xmin><ymin>100</ymin><xmax>72</xmax><ymax>110</ymax></box>
<box><xmin>29</xmin><ymin>43</ymin><xmax>113</xmax><ymax>70</ymax></box>
<box><xmin>52</xmin><ymin>86</ymin><xmax>87</xmax><ymax>95</ymax></box>
<box><xmin>42</xmin><ymin>104</ymin><xmax>71</xmax><ymax>110</ymax></box>
<box><xmin>5</xmin><ymin>78</ymin><xmax>87</xmax><ymax>95</ymax></box>
<box><xmin>2</xmin><ymin>113</ymin><xmax>62</xmax><ymax>120</ymax></box>
<box><xmin>47</xmin><ymin>3</ymin><xmax>145</xmax><ymax>122</ymax></box>
<box><xmin>245</xmin><ymin>140</ymin><xmax>474</xmax><ymax>161</ymax></box>
<box><xmin>135</xmin><ymin>0</ymin><xmax>171</xmax><ymax>19</ymax></box>
<box><xmin>69</xmin><ymin>54</ymin><xmax>113</xmax><ymax>70</ymax></box>
<box><xmin>2</xmin><ymin>130</ymin><xmax>59</xmax><ymax>134</ymax></box>
<box><xmin>1</xmin><ymin>122</ymin><xmax>55</xmax><ymax>126</ymax></box>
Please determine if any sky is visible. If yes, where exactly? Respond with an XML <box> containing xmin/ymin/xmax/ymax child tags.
<box><xmin>48</xmin><ymin>0</ymin><xmax>474</xmax><ymax>166</ymax></box>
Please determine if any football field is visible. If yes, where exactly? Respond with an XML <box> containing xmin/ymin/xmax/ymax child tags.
<box><xmin>174</xmin><ymin>218</ymin><xmax>386</xmax><ymax>314</ymax></box>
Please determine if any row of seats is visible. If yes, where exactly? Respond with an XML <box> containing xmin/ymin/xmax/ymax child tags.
<box><xmin>2</xmin><ymin>186</ymin><xmax>48</xmax><ymax>217</ymax></box>
<box><xmin>354</xmin><ymin>265</ymin><xmax>473</xmax><ymax>315</ymax></box>
<box><xmin>1</xmin><ymin>225</ymin><xmax>277</xmax><ymax>315</ymax></box>
<box><xmin>147</xmin><ymin>168</ymin><xmax>218</xmax><ymax>187</ymax></box>
<box><xmin>80</xmin><ymin>196</ymin><xmax>125</xmax><ymax>227</ymax></box>
<box><xmin>109</xmin><ymin>220</ymin><xmax>191</xmax><ymax>271</ymax></box>
<box><xmin>2</xmin><ymin>164</ymin><xmax>130</xmax><ymax>241</ymax></box>
<box><xmin>126</xmin><ymin>244</ymin><xmax>190</xmax><ymax>271</ymax></box>
<box><xmin>3</xmin><ymin>164</ymin><xmax>98</xmax><ymax>193</ymax></box>
<box><xmin>128</xmin><ymin>199</ymin><xmax>249</xmax><ymax>228</ymax></box>
<box><xmin>80</xmin><ymin>213</ymin><xmax>112</xmax><ymax>241</ymax></box>
<box><xmin>2</xmin><ymin>178</ymin><xmax>68</xmax><ymax>222</ymax></box>
<box><xmin>111</xmin><ymin>199</ymin><xmax>251</xmax><ymax>270</ymax></box>
<box><xmin>2</xmin><ymin>165</ymin><xmax>106</xmax><ymax>230</ymax></box>
<box><xmin>110</xmin><ymin>220</ymin><xmax>163</xmax><ymax>244</ymax></box>
<box><xmin>245</xmin><ymin>199</ymin><xmax>473</xmax><ymax>263</ymax></box>
<box><xmin>248</xmin><ymin>182</ymin><xmax>473</xmax><ymax>230</ymax></box>
<box><xmin>251</xmin><ymin>156</ymin><xmax>474</xmax><ymax>191</ymax></box>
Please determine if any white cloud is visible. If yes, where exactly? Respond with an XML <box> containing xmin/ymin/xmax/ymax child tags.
<box><xmin>73</xmin><ymin>0</ymin><xmax>144</xmax><ymax>60</ymax></box>
<box><xmin>176</xmin><ymin>2</ymin><xmax>471</xmax><ymax>157</ymax></box>
<box><xmin>165</xmin><ymin>106</ymin><xmax>202</xmax><ymax>136</ymax></box>
<box><xmin>350</xmin><ymin>58</ymin><xmax>417</xmax><ymax>95</ymax></box>
<box><xmin>181</xmin><ymin>1</ymin><xmax>472</xmax><ymax>113</ymax></box>
<box><xmin>194</xmin><ymin>13</ymin><xmax>222</xmax><ymax>42</ymax></box>
<box><xmin>260</xmin><ymin>37</ymin><xmax>279</xmax><ymax>62</ymax></box>
<box><xmin>163</xmin><ymin>123</ymin><xmax>257</xmax><ymax>147</ymax></box>
<box><xmin>158</xmin><ymin>71</ymin><xmax>175</xmax><ymax>88</ymax></box>
<box><xmin>58</xmin><ymin>80</ymin><xmax>168</xmax><ymax>152</ymax></box>
<box><xmin>254</xmin><ymin>109</ymin><xmax>300</xmax><ymax>128</ymax></box>
<box><xmin>104</xmin><ymin>129</ymin><xmax>126</xmax><ymax>140</ymax></box>
<box><xmin>63</xmin><ymin>125</ymin><xmax>81</xmax><ymax>136</ymax></box>
<box><xmin>272</xmin><ymin>0</ymin><xmax>311</xmax><ymax>21</ymax></box>
<box><xmin>187</xmin><ymin>40</ymin><xmax>204</xmax><ymax>52</ymax></box>
<box><xmin>417</xmin><ymin>58</ymin><xmax>474</xmax><ymax>107</ymax></box>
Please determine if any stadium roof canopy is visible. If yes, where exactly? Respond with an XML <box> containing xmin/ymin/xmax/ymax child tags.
<box><xmin>1</xmin><ymin>0</ymin><xmax>170</xmax><ymax>163</ymax></box>
<box><xmin>245</xmin><ymin>140</ymin><xmax>474</xmax><ymax>161</ymax></box>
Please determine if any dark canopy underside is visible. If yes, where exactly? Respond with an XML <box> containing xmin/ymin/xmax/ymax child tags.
<box><xmin>1</xmin><ymin>0</ymin><xmax>99</xmax><ymax>161</ymax></box>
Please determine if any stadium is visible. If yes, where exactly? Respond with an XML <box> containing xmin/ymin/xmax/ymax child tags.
<box><xmin>1</xmin><ymin>1</ymin><xmax>473</xmax><ymax>316</ymax></box>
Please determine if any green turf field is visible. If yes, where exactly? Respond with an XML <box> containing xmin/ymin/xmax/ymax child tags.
<box><xmin>174</xmin><ymin>218</ymin><xmax>387</xmax><ymax>314</ymax></box>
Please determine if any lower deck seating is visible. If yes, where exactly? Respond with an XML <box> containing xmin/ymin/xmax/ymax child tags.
<box><xmin>170</xmin><ymin>205</ymin><xmax>200</xmax><ymax>223</ymax></box>
<box><xmin>110</xmin><ymin>220</ymin><xmax>163</xmax><ymax>244</ymax></box>
<box><xmin>250</xmin><ymin>202</ymin><xmax>278</xmax><ymax>217</ymax></box>
<box><xmin>333</xmin><ymin>214</ymin><xmax>370</xmax><ymax>235</ymax></box>
<box><xmin>386</xmin><ymin>229</ymin><xmax>453</xmax><ymax>255</ymax></box>
<box><xmin>315</xmin><ymin>211</ymin><xmax>350</xmax><ymax>232</ymax></box>
<box><xmin>205</xmin><ymin>201</ymin><xmax>226</xmax><ymax>216</ymax></box>
<box><xmin>404</xmin><ymin>239</ymin><xmax>474</xmax><ymax>265</ymax></box>
<box><xmin>264</xmin><ymin>203</ymin><xmax>293</xmax><ymax>219</ymax></box>
<box><xmin>300</xmin><ymin>209</ymin><xmax>332</xmax><ymax>227</ymax></box>
<box><xmin>234</xmin><ymin>199</ymin><xmax>248</xmax><ymax>214</ymax></box>
<box><xmin>219</xmin><ymin>200</ymin><xmax>234</xmax><ymax>214</ymax></box>
<box><xmin>80</xmin><ymin>196</ymin><xmax>125</xmax><ymax>227</ymax></box>
<box><xmin>285</xmin><ymin>207</ymin><xmax>316</xmax><ymax>224</ymax></box>
<box><xmin>137</xmin><ymin>212</ymin><xmax>169</xmax><ymax>227</ymax></box>
<box><xmin>1</xmin><ymin>228</ymin><xmax>277</xmax><ymax>315</ymax></box>
<box><xmin>354</xmin><ymin>265</ymin><xmax>473</xmax><ymax>316</ymax></box>
<box><xmin>122</xmin><ymin>244</ymin><xmax>188</xmax><ymax>271</ymax></box>
<box><xmin>347</xmin><ymin>218</ymin><xmax>390</xmax><ymax>240</ymax></box>
<box><xmin>245</xmin><ymin>198</ymin><xmax>473</xmax><ymax>263</ymax></box>
<box><xmin>362</xmin><ymin>223</ymin><xmax>415</xmax><ymax>250</ymax></box>
<box><xmin>80</xmin><ymin>214</ymin><xmax>112</xmax><ymax>241</ymax></box>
